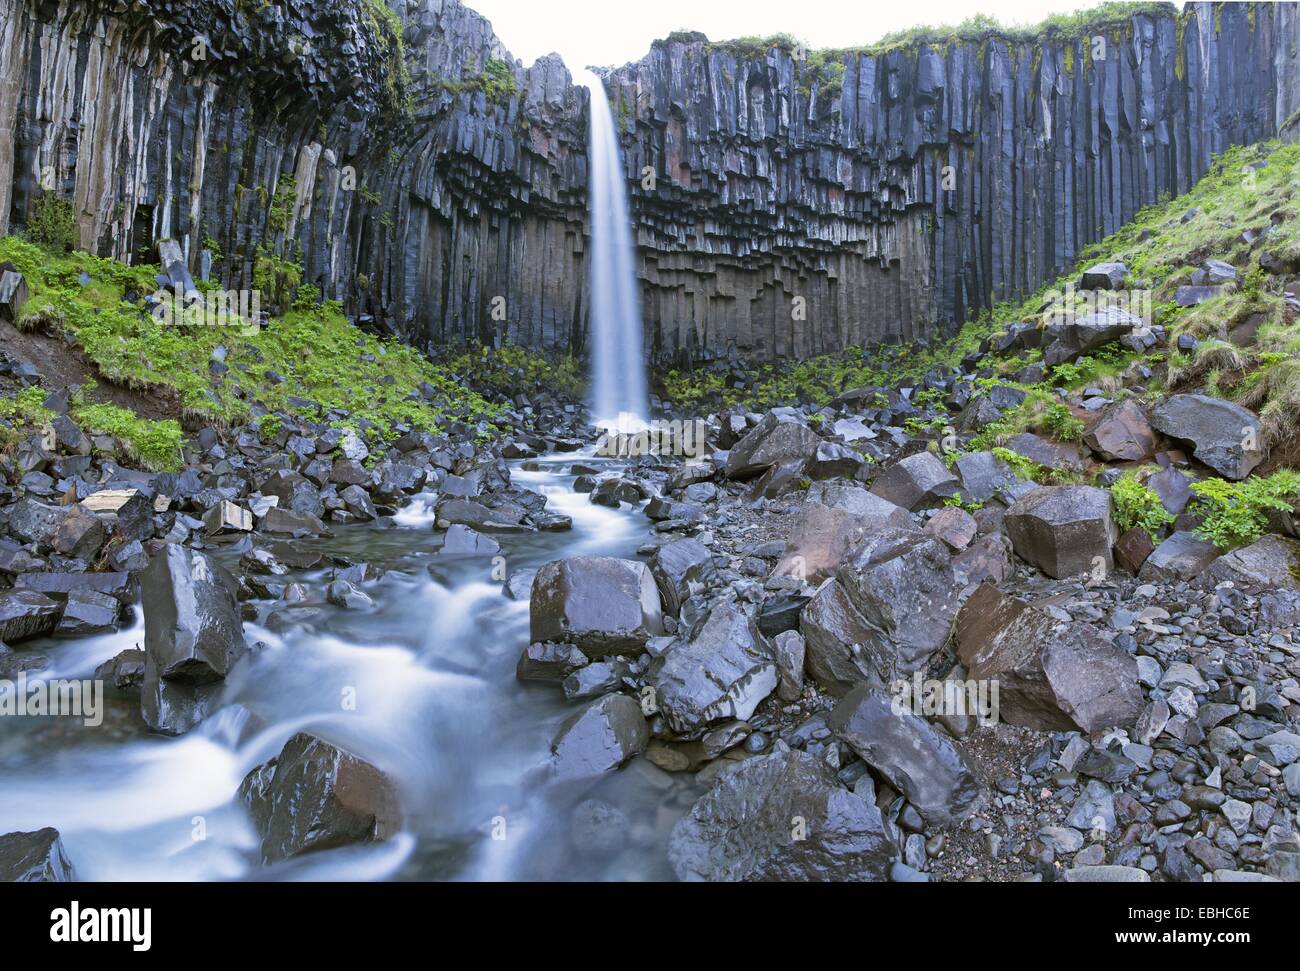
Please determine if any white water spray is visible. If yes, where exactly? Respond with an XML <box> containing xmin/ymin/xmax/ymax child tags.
<box><xmin>581</xmin><ymin>69</ymin><xmax>648</xmax><ymax>432</ymax></box>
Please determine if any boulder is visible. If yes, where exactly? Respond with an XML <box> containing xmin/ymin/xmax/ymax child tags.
<box><xmin>773</xmin><ymin>487</ymin><xmax>913</xmax><ymax>583</ymax></box>
<box><xmin>530</xmin><ymin>556</ymin><xmax>663</xmax><ymax>655</ymax></box>
<box><xmin>1149</xmin><ymin>394</ymin><xmax>1263</xmax><ymax>480</ymax></box>
<box><xmin>50</xmin><ymin>504</ymin><xmax>106</xmax><ymax>560</ymax></box>
<box><xmin>724</xmin><ymin>413</ymin><xmax>821</xmax><ymax>479</ymax></box>
<box><xmin>239</xmin><ymin>732</ymin><xmax>400</xmax><ymax>863</ymax></box>
<box><xmin>772</xmin><ymin>630</ymin><xmax>806</xmax><ymax>701</ymax></box>
<box><xmin>54</xmin><ymin>588</ymin><xmax>120</xmax><ymax>638</ymax></box>
<box><xmin>829</xmin><ymin>684</ymin><xmax>980</xmax><ymax>827</ymax></box>
<box><xmin>1139</xmin><ymin>531</ymin><xmax>1221</xmax><ymax>583</ymax></box>
<box><xmin>7</xmin><ymin>498</ymin><xmax>65</xmax><ymax>546</ymax></box>
<box><xmin>923</xmin><ymin>506</ymin><xmax>977</xmax><ymax>551</ymax></box>
<box><xmin>650</xmin><ymin>601</ymin><xmax>777</xmax><ymax>736</ymax></box>
<box><xmin>954</xmin><ymin>450</ymin><xmax>1020</xmax><ymax>503</ymax></box>
<box><xmin>835</xmin><ymin>527</ymin><xmax>961</xmax><ymax>675</ymax></box>
<box><xmin>140</xmin><ymin>544</ymin><xmax>247</xmax><ymax>735</ymax></box>
<box><xmin>81</xmin><ymin>488</ymin><xmax>154</xmax><ymax>542</ymax></box>
<box><xmin>799</xmin><ymin>578</ymin><xmax>889</xmax><ymax>691</ymax></box>
<box><xmin>0</xmin><ymin>590</ymin><xmax>62</xmax><ymax>642</ymax></box>
<box><xmin>650</xmin><ymin>538</ymin><xmax>718</xmax><ymax>616</ymax></box>
<box><xmin>1113</xmin><ymin>527</ymin><xmax>1156</xmax><ymax>574</ymax></box>
<box><xmin>956</xmin><ymin>583</ymin><xmax>1144</xmax><ymax>732</ymax></box>
<box><xmin>1004</xmin><ymin>432</ymin><xmax>1089</xmax><ymax>473</ymax></box>
<box><xmin>1005</xmin><ymin>486</ymin><xmax>1115</xmax><ymax>579</ymax></box>
<box><xmin>1080</xmin><ymin>262</ymin><xmax>1128</xmax><ymax>290</ymax></box>
<box><xmin>668</xmin><ymin>750</ymin><xmax>894</xmax><ymax>881</ymax></box>
<box><xmin>1197</xmin><ymin>534</ymin><xmax>1300</xmax><ymax>593</ymax></box>
<box><xmin>1084</xmin><ymin>399</ymin><xmax>1156</xmax><ymax>462</ymax></box>
<box><xmin>1147</xmin><ymin>466</ymin><xmax>1195</xmax><ymax>515</ymax></box>
<box><xmin>438</xmin><ymin>523</ymin><xmax>501</xmax><ymax>555</ymax></box>
<box><xmin>549</xmin><ymin>693</ymin><xmax>649</xmax><ymax>779</ymax></box>
<box><xmin>0</xmin><ymin>268</ymin><xmax>29</xmax><ymax>323</ymax></box>
<box><xmin>202</xmin><ymin>500</ymin><xmax>253</xmax><ymax>535</ymax></box>
<box><xmin>0</xmin><ymin>828</ymin><xmax>76</xmax><ymax>882</ymax></box>
<box><xmin>868</xmin><ymin>451</ymin><xmax>960</xmax><ymax>510</ymax></box>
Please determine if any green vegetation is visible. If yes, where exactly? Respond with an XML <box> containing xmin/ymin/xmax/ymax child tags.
<box><xmin>74</xmin><ymin>403</ymin><xmax>184</xmax><ymax>472</ymax></box>
<box><xmin>360</xmin><ymin>0</ymin><xmax>413</xmax><ymax>120</ymax></box>
<box><xmin>1189</xmin><ymin>470</ymin><xmax>1300</xmax><ymax>550</ymax></box>
<box><xmin>25</xmin><ymin>192</ymin><xmax>77</xmax><ymax>251</ymax></box>
<box><xmin>990</xmin><ymin>446</ymin><xmax>1042</xmax><ymax>483</ymax></box>
<box><xmin>435</xmin><ymin>56</ymin><xmax>519</xmax><ymax>104</ymax></box>
<box><xmin>444</xmin><ymin>343</ymin><xmax>584</xmax><ymax>400</ymax></box>
<box><xmin>1111</xmin><ymin>471</ymin><xmax>1174</xmax><ymax>541</ymax></box>
<box><xmin>0</xmin><ymin>234</ymin><xmax>503</xmax><ymax>448</ymax></box>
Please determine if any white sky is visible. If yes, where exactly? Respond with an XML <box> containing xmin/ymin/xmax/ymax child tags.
<box><xmin>462</xmin><ymin>0</ymin><xmax>1176</xmax><ymax>70</ymax></box>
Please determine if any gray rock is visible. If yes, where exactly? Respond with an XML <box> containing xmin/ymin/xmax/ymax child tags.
<box><xmin>0</xmin><ymin>828</ymin><xmax>76</xmax><ymax>882</ymax></box>
<box><xmin>1149</xmin><ymin>394</ymin><xmax>1263</xmax><ymax>480</ymax></box>
<box><xmin>1139</xmin><ymin>530</ymin><xmax>1221</xmax><ymax>582</ymax></box>
<box><xmin>1198</xmin><ymin>534</ymin><xmax>1300</xmax><ymax>593</ymax></box>
<box><xmin>650</xmin><ymin>538</ymin><xmax>718</xmax><ymax>616</ymax></box>
<box><xmin>1084</xmin><ymin>399</ymin><xmax>1155</xmax><ymax>462</ymax></box>
<box><xmin>238</xmin><ymin>732</ymin><xmax>400</xmax><ymax>863</ymax></box>
<box><xmin>0</xmin><ymin>590</ymin><xmax>62</xmax><ymax>643</ymax></box>
<box><xmin>650</xmin><ymin>601</ymin><xmax>777</xmax><ymax>736</ymax></box>
<box><xmin>669</xmin><ymin>750</ymin><xmax>894</xmax><ymax>881</ymax></box>
<box><xmin>1005</xmin><ymin>485</ymin><xmax>1114</xmax><ymax>579</ymax></box>
<box><xmin>725</xmin><ymin>413</ymin><xmax>821</xmax><ymax>479</ymax></box>
<box><xmin>829</xmin><ymin>684</ymin><xmax>979</xmax><ymax>827</ymax></box>
<box><xmin>773</xmin><ymin>486</ymin><xmax>913</xmax><ymax>583</ymax></box>
<box><xmin>869</xmin><ymin>451</ymin><xmax>960</xmax><ymax>510</ymax></box>
<box><xmin>530</xmin><ymin>556</ymin><xmax>664</xmax><ymax>655</ymax></box>
<box><xmin>549</xmin><ymin>693</ymin><xmax>649</xmax><ymax>779</ymax></box>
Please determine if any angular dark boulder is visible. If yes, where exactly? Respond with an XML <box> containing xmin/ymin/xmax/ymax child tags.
<box><xmin>650</xmin><ymin>601</ymin><xmax>777</xmax><ymax>736</ymax></box>
<box><xmin>669</xmin><ymin>750</ymin><xmax>894</xmax><ymax>881</ymax></box>
<box><xmin>0</xmin><ymin>590</ymin><xmax>62</xmax><ymax>643</ymax></box>
<box><xmin>0</xmin><ymin>828</ymin><xmax>76</xmax><ymax>882</ymax></box>
<box><xmin>1139</xmin><ymin>530</ymin><xmax>1221</xmax><ymax>582</ymax></box>
<box><xmin>773</xmin><ymin>486</ymin><xmax>913</xmax><ymax>583</ymax></box>
<box><xmin>868</xmin><ymin>451</ymin><xmax>960</xmax><ymax>510</ymax></box>
<box><xmin>650</xmin><ymin>538</ymin><xmax>718</xmax><ymax>616</ymax></box>
<box><xmin>549</xmin><ymin>693</ymin><xmax>649</xmax><ymax>780</ymax></box>
<box><xmin>1149</xmin><ymin>394</ymin><xmax>1263</xmax><ymax>480</ymax></box>
<box><xmin>1084</xmin><ymin>399</ymin><xmax>1156</xmax><ymax>462</ymax></box>
<box><xmin>724</xmin><ymin>413</ymin><xmax>821</xmax><ymax>479</ymax></box>
<box><xmin>1005</xmin><ymin>486</ymin><xmax>1115</xmax><ymax>579</ymax></box>
<box><xmin>956</xmin><ymin>583</ymin><xmax>1143</xmax><ymax>733</ymax></box>
<box><xmin>140</xmin><ymin>544</ymin><xmax>247</xmax><ymax>735</ymax></box>
<box><xmin>530</xmin><ymin>556</ymin><xmax>663</xmax><ymax>655</ymax></box>
<box><xmin>829</xmin><ymin>684</ymin><xmax>980</xmax><ymax>827</ymax></box>
<box><xmin>238</xmin><ymin>732</ymin><xmax>401</xmax><ymax>863</ymax></box>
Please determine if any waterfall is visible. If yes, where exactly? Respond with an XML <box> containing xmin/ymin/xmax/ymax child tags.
<box><xmin>581</xmin><ymin>69</ymin><xmax>648</xmax><ymax>432</ymax></box>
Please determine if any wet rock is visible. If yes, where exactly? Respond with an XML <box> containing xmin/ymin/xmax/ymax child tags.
<box><xmin>868</xmin><ymin>451</ymin><xmax>960</xmax><ymax>510</ymax></box>
<box><xmin>54</xmin><ymin>588</ymin><xmax>120</xmax><ymax>638</ymax></box>
<box><xmin>1005</xmin><ymin>485</ymin><xmax>1115</xmax><ymax>579</ymax></box>
<box><xmin>955</xmin><ymin>583</ymin><xmax>1143</xmax><ymax>732</ymax></box>
<box><xmin>650</xmin><ymin>538</ymin><xmax>718</xmax><ymax>616</ymax></box>
<box><xmin>650</xmin><ymin>601</ymin><xmax>777</xmax><ymax>736</ymax></box>
<box><xmin>140</xmin><ymin>544</ymin><xmax>247</xmax><ymax>735</ymax></box>
<box><xmin>799</xmin><ymin>578</ymin><xmax>888</xmax><ymax>691</ymax></box>
<box><xmin>260</xmin><ymin>507</ymin><xmax>328</xmax><ymax>536</ymax></box>
<box><xmin>238</xmin><ymin>732</ymin><xmax>400</xmax><ymax>863</ymax></box>
<box><xmin>549</xmin><ymin>693</ymin><xmax>649</xmax><ymax>780</ymax></box>
<box><xmin>7</xmin><ymin>498</ymin><xmax>65</xmax><ymax>546</ymax></box>
<box><xmin>923</xmin><ymin>506</ymin><xmax>977</xmax><ymax>551</ymax></box>
<box><xmin>530</xmin><ymin>556</ymin><xmax>664</xmax><ymax>655</ymax></box>
<box><xmin>326</xmin><ymin>580</ymin><xmax>373</xmax><ymax>609</ymax></box>
<box><xmin>954</xmin><ymin>450</ymin><xmax>1020</xmax><ymax>503</ymax></box>
<box><xmin>669</xmin><ymin>750</ymin><xmax>894</xmax><ymax>881</ymax></box>
<box><xmin>438</xmin><ymin>523</ymin><xmax>501</xmax><ymax>555</ymax></box>
<box><xmin>203</xmin><ymin>500</ymin><xmax>253</xmax><ymax>535</ymax></box>
<box><xmin>516</xmin><ymin>641</ymin><xmax>588</xmax><ymax>682</ymax></box>
<box><xmin>1084</xmin><ymin>399</ymin><xmax>1155</xmax><ymax>462</ymax></box>
<box><xmin>829</xmin><ymin>684</ymin><xmax>979</xmax><ymax>827</ymax></box>
<box><xmin>1113</xmin><ymin>527</ymin><xmax>1155</xmax><ymax>574</ymax></box>
<box><xmin>772</xmin><ymin>630</ymin><xmax>806</xmax><ymax>701</ymax></box>
<box><xmin>952</xmin><ymin>533</ymin><xmax>1014</xmax><ymax>584</ymax></box>
<box><xmin>50</xmin><ymin>504</ymin><xmax>106</xmax><ymax>560</ymax></box>
<box><xmin>94</xmin><ymin>648</ymin><xmax>147</xmax><ymax>691</ymax></box>
<box><xmin>1149</xmin><ymin>394</ymin><xmax>1263</xmax><ymax>480</ymax></box>
<box><xmin>258</xmin><ymin>471</ymin><xmax>324</xmax><ymax>519</ymax></box>
<box><xmin>81</xmin><ymin>488</ymin><xmax>154</xmax><ymax>543</ymax></box>
<box><xmin>0</xmin><ymin>828</ymin><xmax>76</xmax><ymax>882</ymax></box>
<box><xmin>1139</xmin><ymin>530</ymin><xmax>1221</xmax><ymax>583</ymax></box>
<box><xmin>0</xmin><ymin>589</ymin><xmax>62</xmax><ymax>643</ymax></box>
<box><xmin>835</xmin><ymin>527</ymin><xmax>961</xmax><ymax>675</ymax></box>
<box><xmin>724</xmin><ymin>413</ymin><xmax>821</xmax><ymax>479</ymax></box>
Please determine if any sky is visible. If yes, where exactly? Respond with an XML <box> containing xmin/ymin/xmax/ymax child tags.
<box><xmin>461</xmin><ymin>0</ymin><xmax>1163</xmax><ymax>71</ymax></box>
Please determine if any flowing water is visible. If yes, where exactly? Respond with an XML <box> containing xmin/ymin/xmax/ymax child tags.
<box><xmin>0</xmin><ymin>452</ymin><xmax>702</xmax><ymax>881</ymax></box>
<box><xmin>581</xmin><ymin>70</ymin><xmax>648</xmax><ymax>432</ymax></box>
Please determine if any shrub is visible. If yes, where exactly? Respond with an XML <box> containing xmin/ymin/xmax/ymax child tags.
<box><xmin>1111</xmin><ymin>472</ymin><xmax>1174</xmax><ymax>541</ymax></box>
<box><xmin>74</xmin><ymin>403</ymin><xmax>184</xmax><ymax>472</ymax></box>
<box><xmin>1189</xmin><ymin>470</ymin><xmax>1300</xmax><ymax>550</ymax></box>
<box><xmin>26</xmin><ymin>192</ymin><xmax>77</xmax><ymax>251</ymax></box>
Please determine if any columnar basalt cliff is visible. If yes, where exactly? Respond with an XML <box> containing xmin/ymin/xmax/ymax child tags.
<box><xmin>1</xmin><ymin>0</ymin><xmax>1298</xmax><ymax>365</ymax></box>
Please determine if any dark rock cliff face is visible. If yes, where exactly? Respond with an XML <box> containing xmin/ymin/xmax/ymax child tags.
<box><xmin>1</xmin><ymin>0</ymin><xmax>1298</xmax><ymax>365</ymax></box>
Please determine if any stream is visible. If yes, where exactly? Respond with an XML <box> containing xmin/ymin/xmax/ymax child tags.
<box><xmin>0</xmin><ymin>449</ymin><xmax>702</xmax><ymax>881</ymax></box>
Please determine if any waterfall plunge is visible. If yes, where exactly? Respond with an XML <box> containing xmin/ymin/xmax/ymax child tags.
<box><xmin>581</xmin><ymin>70</ymin><xmax>648</xmax><ymax>432</ymax></box>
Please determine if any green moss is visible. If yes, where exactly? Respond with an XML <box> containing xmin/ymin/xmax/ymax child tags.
<box><xmin>267</xmin><ymin>175</ymin><xmax>297</xmax><ymax>234</ymax></box>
